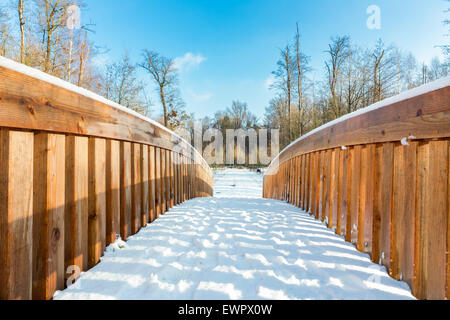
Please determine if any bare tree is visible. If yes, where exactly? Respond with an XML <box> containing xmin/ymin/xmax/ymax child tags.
<box><xmin>140</xmin><ymin>49</ymin><xmax>179</xmax><ymax>128</ymax></box>
<box><xmin>0</xmin><ymin>6</ymin><xmax>10</xmax><ymax>57</ymax></box>
<box><xmin>17</xmin><ymin>0</ymin><xmax>26</xmax><ymax>63</ymax></box>
<box><xmin>102</xmin><ymin>52</ymin><xmax>151</xmax><ymax>115</ymax></box>
<box><xmin>294</xmin><ymin>23</ymin><xmax>310</xmax><ymax>136</ymax></box>
<box><xmin>325</xmin><ymin>35</ymin><xmax>350</xmax><ymax>118</ymax></box>
<box><xmin>371</xmin><ymin>39</ymin><xmax>397</xmax><ymax>103</ymax></box>
<box><xmin>34</xmin><ymin>0</ymin><xmax>71</xmax><ymax>73</ymax></box>
<box><xmin>272</xmin><ymin>44</ymin><xmax>295</xmax><ymax>140</ymax></box>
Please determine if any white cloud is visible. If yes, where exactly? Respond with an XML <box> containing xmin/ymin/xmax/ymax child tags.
<box><xmin>190</xmin><ymin>91</ymin><xmax>213</xmax><ymax>103</ymax></box>
<box><xmin>174</xmin><ymin>52</ymin><xmax>206</xmax><ymax>72</ymax></box>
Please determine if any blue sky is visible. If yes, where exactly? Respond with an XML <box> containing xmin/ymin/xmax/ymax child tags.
<box><xmin>83</xmin><ymin>0</ymin><xmax>449</xmax><ymax>120</ymax></box>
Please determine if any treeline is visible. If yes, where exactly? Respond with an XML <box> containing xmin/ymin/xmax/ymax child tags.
<box><xmin>193</xmin><ymin>21</ymin><xmax>449</xmax><ymax>164</ymax></box>
<box><xmin>0</xmin><ymin>0</ymin><xmax>187</xmax><ymax>128</ymax></box>
<box><xmin>264</xmin><ymin>23</ymin><xmax>450</xmax><ymax>150</ymax></box>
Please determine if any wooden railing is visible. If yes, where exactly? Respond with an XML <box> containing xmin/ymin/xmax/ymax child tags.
<box><xmin>0</xmin><ymin>57</ymin><xmax>213</xmax><ymax>300</ymax></box>
<box><xmin>263</xmin><ymin>77</ymin><xmax>450</xmax><ymax>300</ymax></box>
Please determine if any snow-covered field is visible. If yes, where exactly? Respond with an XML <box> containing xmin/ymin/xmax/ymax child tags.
<box><xmin>54</xmin><ymin>168</ymin><xmax>414</xmax><ymax>300</ymax></box>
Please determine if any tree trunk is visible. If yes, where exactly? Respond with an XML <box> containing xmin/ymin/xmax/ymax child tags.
<box><xmin>160</xmin><ymin>87</ymin><xmax>168</xmax><ymax>127</ymax></box>
<box><xmin>18</xmin><ymin>0</ymin><xmax>25</xmax><ymax>64</ymax></box>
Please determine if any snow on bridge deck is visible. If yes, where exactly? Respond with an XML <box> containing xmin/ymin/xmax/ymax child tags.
<box><xmin>54</xmin><ymin>169</ymin><xmax>414</xmax><ymax>300</ymax></box>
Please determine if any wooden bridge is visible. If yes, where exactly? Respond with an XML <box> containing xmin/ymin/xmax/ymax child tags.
<box><xmin>0</xmin><ymin>56</ymin><xmax>449</xmax><ymax>300</ymax></box>
<box><xmin>263</xmin><ymin>77</ymin><xmax>450</xmax><ymax>300</ymax></box>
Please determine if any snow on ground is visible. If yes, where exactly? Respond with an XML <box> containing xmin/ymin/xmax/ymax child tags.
<box><xmin>54</xmin><ymin>168</ymin><xmax>414</xmax><ymax>300</ymax></box>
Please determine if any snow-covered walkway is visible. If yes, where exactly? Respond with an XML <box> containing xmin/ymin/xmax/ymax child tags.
<box><xmin>54</xmin><ymin>169</ymin><xmax>414</xmax><ymax>300</ymax></box>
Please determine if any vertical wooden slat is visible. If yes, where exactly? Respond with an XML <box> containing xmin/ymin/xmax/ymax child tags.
<box><xmin>415</xmin><ymin>140</ymin><xmax>448</xmax><ymax>299</ymax></box>
<box><xmin>154</xmin><ymin>147</ymin><xmax>162</xmax><ymax>218</ymax></box>
<box><xmin>169</xmin><ymin>151</ymin><xmax>174</xmax><ymax>208</ymax></box>
<box><xmin>318</xmin><ymin>151</ymin><xmax>327</xmax><ymax>221</ymax></box>
<box><xmin>358</xmin><ymin>144</ymin><xmax>375</xmax><ymax>253</ymax></box>
<box><xmin>322</xmin><ymin>150</ymin><xmax>331</xmax><ymax>224</ymax></box>
<box><xmin>373</xmin><ymin>143</ymin><xmax>393</xmax><ymax>267</ymax></box>
<box><xmin>179</xmin><ymin>154</ymin><xmax>184</xmax><ymax>203</ymax></box>
<box><xmin>160</xmin><ymin>148</ymin><xmax>166</xmax><ymax>214</ymax></box>
<box><xmin>148</xmin><ymin>146</ymin><xmax>156</xmax><ymax>222</ymax></box>
<box><xmin>302</xmin><ymin>154</ymin><xmax>307</xmax><ymax>210</ymax></box>
<box><xmin>336</xmin><ymin>148</ymin><xmax>348</xmax><ymax>236</ymax></box>
<box><xmin>447</xmin><ymin>142</ymin><xmax>450</xmax><ymax>300</ymax></box>
<box><xmin>88</xmin><ymin>137</ymin><xmax>106</xmax><ymax>268</ymax></box>
<box><xmin>64</xmin><ymin>135</ymin><xmax>89</xmax><ymax>281</ymax></box>
<box><xmin>174</xmin><ymin>153</ymin><xmax>179</xmax><ymax>205</ymax></box>
<box><xmin>105</xmin><ymin>140</ymin><xmax>120</xmax><ymax>246</ymax></box>
<box><xmin>391</xmin><ymin>142</ymin><xmax>417</xmax><ymax>289</ymax></box>
<box><xmin>349</xmin><ymin>146</ymin><xmax>361</xmax><ymax>244</ymax></box>
<box><xmin>32</xmin><ymin>133</ymin><xmax>65</xmax><ymax>300</ymax></box>
<box><xmin>131</xmin><ymin>143</ymin><xmax>142</xmax><ymax>234</ymax></box>
<box><xmin>141</xmin><ymin>144</ymin><xmax>149</xmax><ymax>227</ymax></box>
<box><xmin>329</xmin><ymin>148</ymin><xmax>339</xmax><ymax>230</ymax></box>
<box><xmin>120</xmin><ymin>141</ymin><xmax>132</xmax><ymax>240</ymax></box>
<box><xmin>306</xmin><ymin>153</ymin><xmax>312</xmax><ymax>213</ymax></box>
<box><xmin>312</xmin><ymin>152</ymin><xmax>319</xmax><ymax>217</ymax></box>
<box><xmin>165</xmin><ymin>150</ymin><xmax>171</xmax><ymax>210</ymax></box>
<box><xmin>0</xmin><ymin>130</ymin><xmax>34</xmax><ymax>300</ymax></box>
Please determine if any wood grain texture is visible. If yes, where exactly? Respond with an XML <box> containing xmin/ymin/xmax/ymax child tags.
<box><xmin>120</xmin><ymin>141</ymin><xmax>132</xmax><ymax>240</ymax></box>
<box><xmin>130</xmin><ymin>143</ymin><xmax>142</xmax><ymax>234</ymax></box>
<box><xmin>154</xmin><ymin>147</ymin><xmax>162</xmax><ymax>219</ymax></box>
<box><xmin>64</xmin><ymin>135</ymin><xmax>89</xmax><ymax>282</ymax></box>
<box><xmin>336</xmin><ymin>148</ymin><xmax>348</xmax><ymax>236</ymax></box>
<box><xmin>148</xmin><ymin>146</ymin><xmax>156</xmax><ymax>222</ymax></box>
<box><xmin>357</xmin><ymin>145</ymin><xmax>375</xmax><ymax>253</ymax></box>
<box><xmin>0</xmin><ymin>130</ymin><xmax>34</xmax><ymax>300</ymax></box>
<box><xmin>391</xmin><ymin>142</ymin><xmax>417</xmax><ymax>290</ymax></box>
<box><xmin>141</xmin><ymin>144</ymin><xmax>149</xmax><ymax>227</ymax></box>
<box><xmin>88</xmin><ymin>137</ymin><xmax>106</xmax><ymax>268</ymax></box>
<box><xmin>349</xmin><ymin>146</ymin><xmax>361</xmax><ymax>244</ymax></box>
<box><xmin>160</xmin><ymin>148</ymin><xmax>166</xmax><ymax>214</ymax></box>
<box><xmin>32</xmin><ymin>133</ymin><xmax>65</xmax><ymax>300</ymax></box>
<box><xmin>415</xmin><ymin>140</ymin><xmax>448</xmax><ymax>299</ymax></box>
<box><xmin>373</xmin><ymin>143</ymin><xmax>393</xmax><ymax>267</ymax></box>
<box><xmin>105</xmin><ymin>139</ymin><xmax>120</xmax><ymax>246</ymax></box>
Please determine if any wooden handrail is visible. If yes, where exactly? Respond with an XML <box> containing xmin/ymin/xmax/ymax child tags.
<box><xmin>263</xmin><ymin>77</ymin><xmax>450</xmax><ymax>300</ymax></box>
<box><xmin>0</xmin><ymin>57</ymin><xmax>213</xmax><ymax>300</ymax></box>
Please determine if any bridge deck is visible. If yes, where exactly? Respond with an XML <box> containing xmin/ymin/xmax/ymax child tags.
<box><xmin>54</xmin><ymin>169</ymin><xmax>413</xmax><ymax>300</ymax></box>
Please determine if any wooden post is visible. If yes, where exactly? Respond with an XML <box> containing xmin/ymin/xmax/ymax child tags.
<box><xmin>88</xmin><ymin>138</ymin><xmax>106</xmax><ymax>268</ymax></box>
<box><xmin>141</xmin><ymin>144</ymin><xmax>149</xmax><ymax>227</ymax></box>
<box><xmin>415</xmin><ymin>140</ymin><xmax>448</xmax><ymax>299</ymax></box>
<box><xmin>391</xmin><ymin>142</ymin><xmax>417</xmax><ymax>289</ymax></box>
<box><xmin>160</xmin><ymin>148</ymin><xmax>166</xmax><ymax>214</ymax></box>
<box><xmin>105</xmin><ymin>140</ymin><xmax>120</xmax><ymax>246</ymax></box>
<box><xmin>349</xmin><ymin>146</ymin><xmax>361</xmax><ymax>244</ymax></box>
<box><xmin>357</xmin><ymin>144</ymin><xmax>374</xmax><ymax>253</ymax></box>
<box><xmin>120</xmin><ymin>141</ymin><xmax>132</xmax><ymax>240</ymax></box>
<box><xmin>154</xmin><ymin>147</ymin><xmax>162</xmax><ymax>218</ymax></box>
<box><xmin>169</xmin><ymin>151</ymin><xmax>174</xmax><ymax>208</ymax></box>
<box><xmin>372</xmin><ymin>143</ymin><xmax>393</xmax><ymax>267</ymax></box>
<box><xmin>131</xmin><ymin>143</ymin><xmax>142</xmax><ymax>234</ymax></box>
<box><xmin>32</xmin><ymin>133</ymin><xmax>65</xmax><ymax>300</ymax></box>
<box><xmin>165</xmin><ymin>150</ymin><xmax>171</xmax><ymax>210</ymax></box>
<box><xmin>148</xmin><ymin>146</ymin><xmax>156</xmax><ymax>222</ymax></box>
<box><xmin>0</xmin><ymin>130</ymin><xmax>34</xmax><ymax>300</ymax></box>
<box><xmin>64</xmin><ymin>135</ymin><xmax>89</xmax><ymax>282</ymax></box>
